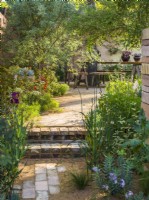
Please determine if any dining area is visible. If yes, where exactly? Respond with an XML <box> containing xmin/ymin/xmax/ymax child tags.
<box><xmin>64</xmin><ymin>61</ymin><xmax>142</xmax><ymax>89</ymax></box>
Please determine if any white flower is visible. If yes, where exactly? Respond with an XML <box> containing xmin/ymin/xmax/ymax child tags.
<box><xmin>92</xmin><ymin>166</ymin><xmax>100</xmax><ymax>173</ymax></box>
<box><xmin>125</xmin><ymin>191</ymin><xmax>133</xmax><ymax>199</ymax></box>
<box><xmin>102</xmin><ymin>184</ymin><xmax>109</xmax><ymax>191</ymax></box>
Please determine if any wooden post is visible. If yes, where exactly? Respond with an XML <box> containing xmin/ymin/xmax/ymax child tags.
<box><xmin>142</xmin><ymin>28</ymin><xmax>149</xmax><ymax>119</ymax></box>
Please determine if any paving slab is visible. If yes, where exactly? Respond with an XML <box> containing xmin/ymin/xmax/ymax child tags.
<box><xmin>22</xmin><ymin>188</ymin><xmax>36</xmax><ymax>199</ymax></box>
<box><xmin>49</xmin><ymin>185</ymin><xmax>60</xmax><ymax>194</ymax></box>
<box><xmin>23</xmin><ymin>181</ymin><xmax>35</xmax><ymax>189</ymax></box>
<box><xmin>36</xmin><ymin>191</ymin><xmax>49</xmax><ymax>200</ymax></box>
<box><xmin>48</xmin><ymin>176</ymin><xmax>60</xmax><ymax>186</ymax></box>
<box><xmin>21</xmin><ymin>162</ymin><xmax>69</xmax><ymax>198</ymax></box>
<box><xmin>35</xmin><ymin>165</ymin><xmax>47</xmax><ymax>174</ymax></box>
<box><xmin>35</xmin><ymin>181</ymin><xmax>48</xmax><ymax>191</ymax></box>
<box><xmin>36</xmin><ymin>173</ymin><xmax>47</xmax><ymax>181</ymax></box>
<box><xmin>47</xmin><ymin>169</ymin><xmax>58</xmax><ymax>176</ymax></box>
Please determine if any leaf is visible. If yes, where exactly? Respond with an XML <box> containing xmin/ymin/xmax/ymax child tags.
<box><xmin>121</xmin><ymin>139</ymin><xmax>142</xmax><ymax>148</ymax></box>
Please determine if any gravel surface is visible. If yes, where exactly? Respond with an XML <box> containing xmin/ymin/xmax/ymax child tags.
<box><xmin>38</xmin><ymin>87</ymin><xmax>104</xmax><ymax>126</ymax></box>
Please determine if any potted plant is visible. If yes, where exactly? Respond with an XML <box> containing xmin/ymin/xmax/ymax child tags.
<box><xmin>133</xmin><ymin>53</ymin><xmax>141</xmax><ymax>62</ymax></box>
<box><xmin>121</xmin><ymin>51</ymin><xmax>131</xmax><ymax>62</ymax></box>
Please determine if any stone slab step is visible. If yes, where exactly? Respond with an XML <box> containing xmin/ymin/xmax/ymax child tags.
<box><xmin>25</xmin><ymin>142</ymin><xmax>85</xmax><ymax>159</ymax></box>
<box><xmin>28</xmin><ymin>126</ymin><xmax>86</xmax><ymax>142</ymax></box>
<box><xmin>27</xmin><ymin>139</ymin><xmax>79</xmax><ymax>144</ymax></box>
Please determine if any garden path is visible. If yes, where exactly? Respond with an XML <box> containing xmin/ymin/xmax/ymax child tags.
<box><xmin>37</xmin><ymin>87</ymin><xmax>104</xmax><ymax>127</ymax></box>
<box><xmin>16</xmin><ymin>158</ymin><xmax>101</xmax><ymax>200</ymax></box>
<box><xmin>18</xmin><ymin>87</ymin><xmax>104</xmax><ymax>200</ymax></box>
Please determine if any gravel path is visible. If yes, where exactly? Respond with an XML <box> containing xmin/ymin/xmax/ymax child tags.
<box><xmin>37</xmin><ymin>87</ymin><xmax>103</xmax><ymax>126</ymax></box>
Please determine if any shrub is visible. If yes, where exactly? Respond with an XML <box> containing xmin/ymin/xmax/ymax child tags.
<box><xmin>23</xmin><ymin>92</ymin><xmax>60</xmax><ymax>113</ymax></box>
<box><xmin>71</xmin><ymin>171</ymin><xmax>90</xmax><ymax>190</ymax></box>
<box><xmin>49</xmin><ymin>83</ymin><xmax>69</xmax><ymax>96</ymax></box>
<box><xmin>25</xmin><ymin>91</ymin><xmax>41</xmax><ymax>105</ymax></box>
<box><xmin>17</xmin><ymin>103</ymin><xmax>40</xmax><ymax>121</ymax></box>
<box><xmin>84</xmin><ymin>79</ymin><xmax>141</xmax><ymax>166</ymax></box>
<box><xmin>39</xmin><ymin>93</ymin><xmax>59</xmax><ymax>112</ymax></box>
<box><xmin>126</xmin><ymin>192</ymin><xmax>149</xmax><ymax>200</ymax></box>
<box><xmin>98</xmin><ymin>80</ymin><xmax>141</xmax><ymax>144</ymax></box>
<box><xmin>0</xmin><ymin>108</ymin><xmax>27</xmax><ymax>199</ymax></box>
<box><xmin>139</xmin><ymin>171</ymin><xmax>149</xmax><ymax>196</ymax></box>
<box><xmin>95</xmin><ymin>155</ymin><xmax>133</xmax><ymax>197</ymax></box>
<box><xmin>83</xmin><ymin>109</ymin><xmax>105</xmax><ymax>168</ymax></box>
<box><xmin>121</xmin><ymin>110</ymin><xmax>149</xmax><ymax>173</ymax></box>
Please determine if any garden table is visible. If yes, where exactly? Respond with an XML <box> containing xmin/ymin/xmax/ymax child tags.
<box><xmin>90</xmin><ymin>61</ymin><xmax>142</xmax><ymax>86</ymax></box>
<box><xmin>89</xmin><ymin>71</ymin><xmax>128</xmax><ymax>86</ymax></box>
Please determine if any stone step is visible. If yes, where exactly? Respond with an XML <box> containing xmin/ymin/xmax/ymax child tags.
<box><xmin>28</xmin><ymin>126</ymin><xmax>86</xmax><ymax>143</ymax></box>
<box><xmin>27</xmin><ymin>139</ymin><xmax>78</xmax><ymax>144</ymax></box>
<box><xmin>25</xmin><ymin>141</ymin><xmax>85</xmax><ymax>159</ymax></box>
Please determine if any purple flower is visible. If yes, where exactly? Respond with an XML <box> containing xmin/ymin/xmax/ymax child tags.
<box><xmin>92</xmin><ymin>166</ymin><xmax>100</xmax><ymax>173</ymax></box>
<box><xmin>120</xmin><ymin>179</ymin><xmax>125</xmax><ymax>188</ymax></box>
<box><xmin>11</xmin><ymin>92</ymin><xmax>19</xmax><ymax>104</ymax></box>
<box><xmin>102</xmin><ymin>184</ymin><xmax>109</xmax><ymax>191</ymax></box>
<box><xmin>109</xmin><ymin>173</ymin><xmax>117</xmax><ymax>183</ymax></box>
<box><xmin>125</xmin><ymin>191</ymin><xmax>133</xmax><ymax>199</ymax></box>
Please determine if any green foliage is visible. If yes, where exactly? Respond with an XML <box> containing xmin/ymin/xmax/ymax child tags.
<box><xmin>97</xmin><ymin>80</ymin><xmax>141</xmax><ymax>153</ymax></box>
<box><xmin>68</xmin><ymin>1</ymin><xmax>149</xmax><ymax>47</ymax></box>
<box><xmin>121</xmin><ymin>109</ymin><xmax>149</xmax><ymax>173</ymax></box>
<box><xmin>0</xmin><ymin>109</ymin><xmax>27</xmax><ymax>198</ymax></box>
<box><xmin>139</xmin><ymin>171</ymin><xmax>149</xmax><ymax>196</ymax></box>
<box><xmin>108</xmin><ymin>47</ymin><xmax>119</xmax><ymax>55</ymax></box>
<box><xmin>71</xmin><ymin>171</ymin><xmax>89</xmax><ymax>190</ymax></box>
<box><xmin>2</xmin><ymin>1</ymin><xmax>74</xmax><ymax>65</ymax></box>
<box><xmin>84</xmin><ymin>79</ymin><xmax>141</xmax><ymax>168</ymax></box>
<box><xmin>17</xmin><ymin>103</ymin><xmax>41</xmax><ymax>121</ymax></box>
<box><xmin>1</xmin><ymin>1</ymin><xmax>90</xmax><ymax>68</ymax></box>
<box><xmin>103</xmin><ymin>64</ymin><xmax>132</xmax><ymax>72</ymax></box>
<box><xmin>127</xmin><ymin>192</ymin><xmax>149</xmax><ymax>200</ymax></box>
<box><xmin>83</xmin><ymin>109</ymin><xmax>105</xmax><ymax>168</ymax></box>
<box><xmin>8</xmin><ymin>192</ymin><xmax>20</xmax><ymax>200</ymax></box>
<box><xmin>0</xmin><ymin>67</ymin><xmax>16</xmax><ymax>115</ymax></box>
<box><xmin>39</xmin><ymin>93</ymin><xmax>59</xmax><ymax>112</ymax></box>
<box><xmin>0</xmin><ymin>1</ymin><xmax>8</xmax><ymax>8</ymax></box>
<box><xmin>95</xmin><ymin>155</ymin><xmax>133</xmax><ymax>196</ymax></box>
<box><xmin>51</xmin><ymin>83</ymin><xmax>69</xmax><ymax>96</ymax></box>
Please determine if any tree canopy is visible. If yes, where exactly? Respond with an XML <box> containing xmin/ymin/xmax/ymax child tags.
<box><xmin>1</xmin><ymin>0</ymin><xmax>149</xmax><ymax>68</ymax></box>
<box><xmin>68</xmin><ymin>0</ymin><xmax>149</xmax><ymax>48</ymax></box>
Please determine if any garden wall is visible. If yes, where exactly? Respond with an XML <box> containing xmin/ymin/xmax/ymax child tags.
<box><xmin>142</xmin><ymin>28</ymin><xmax>149</xmax><ymax>119</ymax></box>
